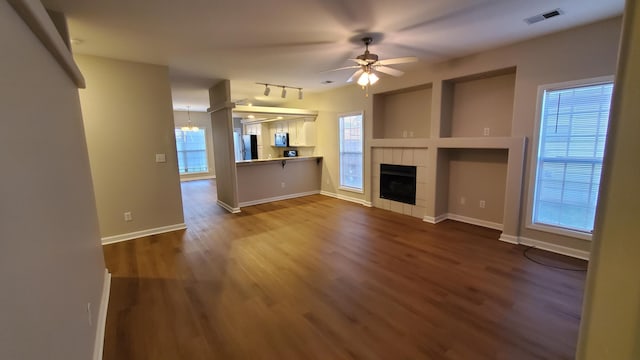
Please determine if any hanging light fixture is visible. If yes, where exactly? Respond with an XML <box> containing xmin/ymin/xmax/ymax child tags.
<box><xmin>180</xmin><ymin>106</ymin><xmax>199</xmax><ymax>132</ymax></box>
<box><xmin>263</xmin><ymin>84</ymin><xmax>271</xmax><ymax>96</ymax></box>
<box><xmin>281</xmin><ymin>86</ymin><xmax>287</xmax><ymax>98</ymax></box>
<box><xmin>357</xmin><ymin>67</ymin><xmax>379</xmax><ymax>87</ymax></box>
<box><xmin>298</xmin><ymin>88</ymin><xmax>304</xmax><ymax>100</ymax></box>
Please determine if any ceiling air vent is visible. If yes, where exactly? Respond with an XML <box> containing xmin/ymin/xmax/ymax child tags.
<box><xmin>524</xmin><ymin>9</ymin><xmax>563</xmax><ymax>25</ymax></box>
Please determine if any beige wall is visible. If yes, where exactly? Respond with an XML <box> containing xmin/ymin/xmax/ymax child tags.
<box><xmin>173</xmin><ymin>110</ymin><xmax>216</xmax><ymax>180</ymax></box>
<box><xmin>301</xmin><ymin>17</ymin><xmax>621</xmax><ymax>254</ymax></box>
<box><xmin>75</xmin><ymin>55</ymin><xmax>185</xmax><ymax>239</ymax></box>
<box><xmin>578</xmin><ymin>1</ymin><xmax>640</xmax><ymax>358</ymax></box>
<box><xmin>0</xmin><ymin>2</ymin><xmax>106</xmax><ymax>359</ymax></box>
<box><xmin>448</xmin><ymin>72</ymin><xmax>515</xmax><ymax>137</ymax></box>
<box><xmin>376</xmin><ymin>86</ymin><xmax>432</xmax><ymax>139</ymax></box>
<box><xmin>446</xmin><ymin>149</ymin><xmax>508</xmax><ymax>224</ymax></box>
<box><xmin>286</xmin><ymin>85</ymin><xmax>371</xmax><ymax>202</ymax></box>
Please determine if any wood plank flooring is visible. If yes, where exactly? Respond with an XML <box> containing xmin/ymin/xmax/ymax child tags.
<box><xmin>103</xmin><ymin>179</ymin><xmax>587</xmax><ymax>360</ymax></box>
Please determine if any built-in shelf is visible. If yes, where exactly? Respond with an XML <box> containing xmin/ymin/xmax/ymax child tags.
<box><xmin>373</xmin><ymin>83</ymin><xmax>432</xmax><ymax>139</ymax></box>
<box><xmin>441</xmin><ymin>67</ymin><xmax>516</xmax><ymax>138</ymax></box>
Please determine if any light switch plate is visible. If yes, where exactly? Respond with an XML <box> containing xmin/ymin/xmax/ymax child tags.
<box><xmin>155</xmin><ymin>153</ymin><xmax>166</xmax><ymax>163</ymax></box>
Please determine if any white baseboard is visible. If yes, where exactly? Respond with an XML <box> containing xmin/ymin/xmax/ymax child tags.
<box><xmin>239</xmin><ymin>190</ymin><xmax>321</xmax><ymax>207</ymax></box>
<box><xmin>427</xmin><ymin>213</ymin><xmax>504</xmax><ymax>231</ymax></box>
<box><xmin>519</xmin><ymin>236</ymin><xmax>590</xmax><ymax>260</ymax></box>
<box><xmin>101</xmin><ymin>223</ymin><xmax>187</xmax><ymax>245</ymax></box>
<box><xmin>498</xmin><ymin>233</ymin><xmax>519</xmax><ymax>244</ymax></box>
<box><xmin>423</xmin><ymin>214</ymin><xmax>448</xmax><ymax>224</ymax></box>
<box><xmin>93</xmin><ymin>269</ymin><xmax>111</xmax><ymax>360</ymax></box>
<box><xmin>217</xmin><ymin>200</ymin><xmax>241</xmax><ymax>214</ymax></box>
<box><xmin>180</xmin><ymin>174</ymin><xmax>216</xmax><ymax>182</ymax></box>
<box><xmin>320</xmin><ymin>191</ymin><xmax>372</xmax><ymax>207</ymax></box>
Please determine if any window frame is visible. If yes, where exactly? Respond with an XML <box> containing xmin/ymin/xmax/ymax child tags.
<box><xmin>526</xmin><ymin>75</ymin><xmax>614</xmax><ymax>240</ymax></box>
<box><xmin>338</xmin><ymin>111</ymin><xmax>365</xmax><ymax>193</ymax></box>
<box><xmin>174</xmin><ymin>127</ymin><xmax>210</xmax><ymax>175</ymax></box>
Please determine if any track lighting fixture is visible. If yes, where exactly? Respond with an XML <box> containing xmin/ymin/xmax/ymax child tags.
<box><xmin>256</xmin><ymin>83</ymin><xmax>303</xmax><ymax>100</ymax></box>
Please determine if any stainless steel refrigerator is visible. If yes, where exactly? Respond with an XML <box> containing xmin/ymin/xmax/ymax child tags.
<box><xmin>233</xmin><ymin>133</ymin><xmax>258</xmax><ymax>161</ymax></box>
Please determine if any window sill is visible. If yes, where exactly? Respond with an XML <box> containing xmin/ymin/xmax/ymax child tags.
<box><xmin>339</xmin><ymin>186</ymin><xmax>364</xmax><ymax>194</ymax></box>
<box><xmin>526</xmin><ymin>222</ymin><xmax>593</xmax><ymax>241</ymax></box>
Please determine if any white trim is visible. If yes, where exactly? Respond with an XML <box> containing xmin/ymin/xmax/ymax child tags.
<box><xmin>519</xmin><ymin>236</ymin><xmax>590</xmax><ymax>260</ymax></box>
<box><xmin>338</xmin><ymin>186</ymin><xmax>364</xmax><ymax>194</ymax></box>
<box><xmin>525</xmin><ymin>76</ymin><xmax>614</xmax><ymax>242</ymax></box>
<box><xmin>338</xmin><ymin>111</ymin><xmax>365</xmax><ymax>192</ymax></box>
<box><xmin>498</xmin><ymin>234</ymin><xmax>519</xmax><ymax>244</ymax></box>
<box><xmin>180</xmin><ymin>174</ymin><xmax>216</xmax><ymax>182</ymax></box>
<box><xmin>101</xmin><ymin>223</ymin><xmax>186</xmax><ymax>245</ymax></box>
<box><xmin>239</xmin><ymin>190</ymin><xmax>321</xmax><ymax>207</ymax></box>
<box><xmin>321</xmin><ymin>191</ymin><xmax>372</xmax><ymax>207</ymax></box>
<box><xmin>93</xmin><ymin>269</ymin><xmax>111</xmax><ymax>360</ymax></box>
<box><xmin>217</xmin><ymin>200</ymin><xmax>241</xmax><ymax>214</ymax></box>
<box><xmin>423</xmin><ymin>214</ymin><xmax>448</xmax><ymax>224</ymax></box>
<box><xmin>443</xmin><ymin>213</ymin><xmax>504</xmax><ymax>231</ymax></box>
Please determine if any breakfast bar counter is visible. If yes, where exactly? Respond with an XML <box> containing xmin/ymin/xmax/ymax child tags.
<box><xmin>235</xmin><ymin>156</ymin><xmax>322</xmax><ymax>207</ymax></box>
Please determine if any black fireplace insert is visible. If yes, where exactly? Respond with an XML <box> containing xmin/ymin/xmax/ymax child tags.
<box><xmin>380</xmin><ymin>164</ymin><xmax>417</xmax><ymax>205</ymax></box>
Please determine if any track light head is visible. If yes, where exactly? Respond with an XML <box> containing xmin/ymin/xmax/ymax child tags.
<box><xmin>263</xmin><ymin>85</ymin><xmax>270</xmax><ymax>96</ymax></box>
<box><xmin>298</xmin><ymin>89</ymin><xmax>303</xmax><ymax>100</ymax></box>
<box><xmin>281</xmin><ymin>87</ymin><xmax>287</xmax><ymax>98</ymax></box>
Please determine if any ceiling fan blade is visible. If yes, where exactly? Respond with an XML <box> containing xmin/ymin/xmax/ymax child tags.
<box><xmin>321</xmin><ymin>65</ymin><xmax>361</xmax><ymax>73</ymax></box>
<box><xmin>349</xmin><ymin>58</ymin><xmax>369</xmax><ymax>65</ymax></box>
<box><xmin>376</xmin><ymin>56</ymin><xmax>418</xmax><ymax>66</ymax></box>
<box><xmin>375</xmin><ymin>66</ymin><xmax>404</xmax><ymax>77</ymax></box>
<box><xmin>347</xmin><ymin>69</ymin><xmax>364</xmax><ymax>83</ymax></box>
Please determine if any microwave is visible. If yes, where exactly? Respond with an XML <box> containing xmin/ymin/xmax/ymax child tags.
<box><xmin>274</xmin><ymin>132</ymin><xmax>289</xmax><ymax>147</ymax></box>
<box><xmin>283</xmin><ymin>150</ymin><xmax>298</xmax><ymax>157</ymax></box>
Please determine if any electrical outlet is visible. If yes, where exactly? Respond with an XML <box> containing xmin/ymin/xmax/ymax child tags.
<box><xmin>460</xmin><ymin>196</ymin><xmax>466</xmax><ymax>205</ymax></box>
<box><xmin>479</xmin><ymin>200</ymin><xmax>486</xmax><ymax>208</ymax></box>
<box><xmin>483</xmin><ymin>128</ymin><xmax>490</xmax><ymax>136</ymax></box>
<box><xmin>155</xmin><ymin>153</ymin><xmax>166</xmax><ymax>163</ymax></box>
<box><xmin>124</xmin><ymin>211</ymin><xmax>133</xmax><ymax>222</ymax></box>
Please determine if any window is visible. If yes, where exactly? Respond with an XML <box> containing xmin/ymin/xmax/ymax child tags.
<box><xmin>175</xmin><ymin>128</ymin><xmax>209</xmax><ymax>174</ymax></box>
<box><xmin>530</xmin><ymin>78</ymin><xmax>613</xmax><ymax>237</ymax></box>
<box><xmin>339</xmin><ymin>112</ymin><xmax>364</xmax><ymax>192</ymax></box>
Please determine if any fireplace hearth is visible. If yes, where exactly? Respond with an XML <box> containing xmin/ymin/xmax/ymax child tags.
<box><xmin>380</xmin><ymin>164</ymin><xmax>417</xmax><ymax>205</ymax></box>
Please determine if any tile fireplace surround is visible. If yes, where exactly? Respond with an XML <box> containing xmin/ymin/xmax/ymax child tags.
<box><xmin>372</xmin><ymin>147</ymin><xmax>428</xmax><ymax>219</ymax></box>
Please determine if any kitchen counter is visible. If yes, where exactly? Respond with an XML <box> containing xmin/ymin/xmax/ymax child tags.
<box><xmin>235</xmin><ymin>156</ymin><xmax>322</xmax><ymax>207</ymax></box>
<box><xmin>236</xmin><ymin>155</ymin><xmax>322</xmax><ymax>166</ymax></box>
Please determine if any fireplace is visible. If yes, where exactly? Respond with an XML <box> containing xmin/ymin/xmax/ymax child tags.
<box><xmin>380</xmin><ymin>164</ymin><xmax>417</xmax><ymax>205</ymax></box>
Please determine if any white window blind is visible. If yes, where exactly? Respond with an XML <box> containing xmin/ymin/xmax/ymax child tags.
<box><xmin>339</xmin><ymin>113</ymin><xmax>363</xmax><ymax>191</ymax></box>
<box><xmin>175</xmin><ymin>128</ymin><xmax>209</xmax><ymax>174</ymax></box>
<box><xmin>532</xmin><ymin>81</ymin><xmax>613</xmax><ymax>233</ymax></box>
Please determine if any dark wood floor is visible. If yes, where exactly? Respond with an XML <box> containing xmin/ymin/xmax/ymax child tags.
<box><xmin>103</xmin><ymin>179</ymin><xmax>587</xmax><ymax>360</ymax></box>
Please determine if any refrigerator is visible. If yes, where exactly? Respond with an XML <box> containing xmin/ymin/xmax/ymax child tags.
<box><xmin>233</xmin><ymin>133</ymin><xmax>258</xmax><ymax>161</ymax></box>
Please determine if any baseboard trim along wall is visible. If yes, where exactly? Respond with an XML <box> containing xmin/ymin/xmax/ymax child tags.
<box><xmin>423</xmin><ymin>213</ymin><xmax>503</xmax><ymax>231</ymax></box>
<box><xmin>93</xmin><ymin>269</ymin><xmax>111</xmax><ymax>360</ymax></box>
<box><xmin>519</xmin><ymin>236</ymin><xmax>590</xmax><ymax>260</ymax></box>
<box><xmin>101</xmin><ymin>223</ymin><xmax>187</xmax><ymax>245</ymax></box>
<box><xmin>320</xmin><ymin>191</ymin><xmax>373</xmax><ymax>207</ymax></box>
<box><xmin>180</xmin><ymin>174</ymin><xmax>216</xmax><ymax>182</ymax></box>
<box><xmin>216</xmin><ymin>200</ymin><xmax>241</xmax><ymax>214</ymax></box>
<box><xmin>239</xmin><ymin>191</ymin><xmax>321</xmax><ymax>208</ymax></box>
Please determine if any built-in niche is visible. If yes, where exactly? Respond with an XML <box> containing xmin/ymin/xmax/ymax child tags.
<box><xmin>373</xmin><ymin>83</ymin><xmax>432</xmax><ymax>139</ymax></box>
<box><xmin>437</xmin><ymin>148</ymin><xmax>509</xmax><ymax>229</ymax></box>
<box><xmin>441</xmin><ymin>67</ymin><xmax>516</xmax><ymax>138</ymax></box>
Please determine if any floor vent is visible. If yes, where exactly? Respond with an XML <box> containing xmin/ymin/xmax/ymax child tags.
<box><xmin>524</xmin><ymin>9</ymin><xmax>563</xmax><ymax>25</ymax></box>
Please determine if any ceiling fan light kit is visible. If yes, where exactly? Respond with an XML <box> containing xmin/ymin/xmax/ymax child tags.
<box><xmin>325</xmin><ymin>36</ymin><xmax>418</xmax><ymax>91</ymax></box>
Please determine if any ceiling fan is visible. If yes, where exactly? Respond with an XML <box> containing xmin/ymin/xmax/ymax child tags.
<box><xmin>327</xmin><ymin>37</ymin><xmax>418</xmax><ymax>86</ymax></box>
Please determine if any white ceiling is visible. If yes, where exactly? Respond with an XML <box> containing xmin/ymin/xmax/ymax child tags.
<box><xmin>41</xmin><ymin>0</ymin><xmax>624</xmax><ymax>112</ymax></box>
